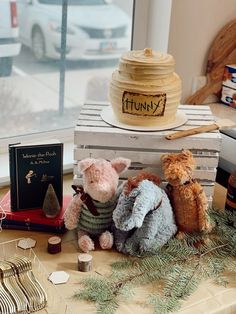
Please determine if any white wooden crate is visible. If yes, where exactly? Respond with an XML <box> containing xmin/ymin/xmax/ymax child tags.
<box><xmin>74</xmin><ymin>103</ymin><xmax>222</xmax><ymax>200</ymax></box>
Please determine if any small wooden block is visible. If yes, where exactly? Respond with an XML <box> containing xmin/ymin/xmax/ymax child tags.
<box><xmin>78</xmin><ymin>253</ymin><xmax>92</xmax><ymax>272</ymax></box>
<box><xmin>47</xmin><ymin>236</ymin><xmax>61</xmax><ymax>254</ymax></box>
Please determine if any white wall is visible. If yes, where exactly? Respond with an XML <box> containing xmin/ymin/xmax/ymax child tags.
<box><xmin>147</xmin><ymin>0</ymin><xmax>172</xmax><ymax>53</ymax></box>
<box><xmin>168</xmin><ymin>0</ymin><xmax>236</xmax><ymax>102</ymax></box>
<box><xmin>132</xmin><ymin>0</ymin><xmax>172</xmax><ymax>52</ymax></box>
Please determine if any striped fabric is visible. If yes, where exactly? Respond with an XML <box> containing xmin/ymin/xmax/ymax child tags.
<box><xmin>77</xmin><ymin>196</ymin><xmax>118</xmax><ymax>236</ymax></box>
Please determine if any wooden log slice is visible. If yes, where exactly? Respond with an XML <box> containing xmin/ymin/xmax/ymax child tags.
<box><xmin>78</xmin><ymin>253</ymin><xmax>93</xmax><ymax>272</ymax></box>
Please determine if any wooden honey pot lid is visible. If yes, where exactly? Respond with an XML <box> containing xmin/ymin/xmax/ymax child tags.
<box><xmin>121</xmin><ymin>48</ymin><xmax>174</xmax><ymax>64</ymax></box>
<box><xmin>121</xmin><ymin>48</ymin><xmax>174</xmax><ymax>69</ymax></box>
<box><xmin>117</xmin><ymin>48</ymin><xmax>176</xmax><ymax>78</ymax></box>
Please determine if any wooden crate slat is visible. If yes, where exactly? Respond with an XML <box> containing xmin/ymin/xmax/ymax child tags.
<box><xmin>74</xmin><ymin>148</ymin><xmax>219</xmax><ymax>168</ymax></box>
<box><xmin>175</xmin><ymin>125</ymin><xmax>217</xmax><ymax>131</ymax></box>
<box><xmin>75</xmin><ymin>120</ymin><xmax>218</xmax><ymax>130</ymax></box>
<box><xmin>75</xmin><ymin>125</ymin><xmax>221</xmax><ymax>138</ymax></box>
<box><xmin>76</xmin><ymin>116</ymin><xmax>217</xmax><ymax>128</ymax></box>
<box><xmin>178</xmin><ymin>104</ymin><xmax>212</xmax><ymax>110</ymax></box>
<box><xmin>75</xmin><ymin>128</ymin><xmax>221</xmax><ymax>151</ymax></box>
<box><xmin>83</xmin><ymin>103</ymin><xmax>109</xmax><ymax>109</ymax></box>
<box><xmin>76</xmin><ymin>120</ymin><xmax>218</xmax><ymax>130</ymax></box>
<box><xmin>78</xmin><ymin>114</ymin><xmax>102</xmax><ymax>121</ymax></box>
<box><xmin>80</xmin><ymin>109</ymin><xmax>102</xmax><ymax>115</ymax></box>
<box><xmin>77</xmin><ymin>120</ymin><xmax>110</xmax><ymax>127</ymax></box>
<box><xmin>72</xmin><ymin>175</ymin><xmax>215</xmax><ymax>198</ymax></box>
<box><xmin>184</xmin><ymin>120</ymin><xmax>215</xmax><ymax>126</ymax></box>
<box><xmin>178</xmin><ymin>108</ymin><xmax>212</xmax><ymax>115</ymax></box>
<box><xmin>73</xmin><ymin>164</ymin><xmax>217</xmax><ymax>182</ymax></box>
<box><xmin>184</xmin><ymin>114</ymin><xmax>214</xmax><ymax>121</ymax></box>
<box><xmin>81</xmin><ymin>106</ymin><xmax>104</xmax><ymax>111</ymax></box>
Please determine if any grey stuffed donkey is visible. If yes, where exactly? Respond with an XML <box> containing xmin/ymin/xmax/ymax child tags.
<box><xmin>113</xmin><ymin>176</ymin><xmax>177</xmax><ymax>256</ymax></box>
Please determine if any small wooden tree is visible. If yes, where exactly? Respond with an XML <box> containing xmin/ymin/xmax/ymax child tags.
<box><xmin>42</xmin><ymin>184</ymin><xmax>60</xmax><ymax>218</ymax></box>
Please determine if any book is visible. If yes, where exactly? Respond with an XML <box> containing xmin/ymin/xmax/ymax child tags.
<box><xmin>9</xmin><ymin>140</ymin><xmax>63</xmax><ymax>211</ymax></box>
<box><xmin>0</xmin><ymin>191</ymin><xmax>72</xmax><ymax>233</ymax></box>
<box><xmin>2</xmin><ymin>221</ymin><xmax>66</xmax><ymax>233</ymax></box>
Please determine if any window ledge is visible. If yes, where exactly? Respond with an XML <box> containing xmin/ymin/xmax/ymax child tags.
<box><xmin>0</xmin><ymin>141</ymin><xmax>74</xmax><ymax>187</ymax></box>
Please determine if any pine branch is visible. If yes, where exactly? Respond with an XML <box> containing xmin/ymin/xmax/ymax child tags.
<box><xmin>110</xmin><ymin>270</ymin><xmax>147</xmax><ymax>296</ymax></box>
<box><xmin>75</xmin><ymin>208</ymin><xmax>236</xmax><ymax>314</ymax></box>
<box><xmin>200</xmin><ymin>243</ymin><xmax>228</xmax><ymax>257</ymax></box>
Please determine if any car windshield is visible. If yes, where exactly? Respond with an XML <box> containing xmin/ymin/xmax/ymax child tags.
<box><xmin>38</xmin><ymin>0</ymin><xmax>106</xmax><ymax>5</ymax></box>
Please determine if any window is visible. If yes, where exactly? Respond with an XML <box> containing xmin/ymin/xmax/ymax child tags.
<box><xmin>0</xmin><ymin>0</ymin><xmax>133</xmax><ymax>177</ymax></box>
<box><xmin>0</xmin><ymin>0</ymin><xmax>133</xmax><ymax>139</ymax></box>
<box><xmin>0</xmin><ymin>0</ymin><xmax>172</xmax><ymax>184</ymax></box>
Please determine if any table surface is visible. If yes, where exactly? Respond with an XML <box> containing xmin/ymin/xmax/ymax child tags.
<box><xmin>1</xmin><ymin>174</ymin><xmax>234</xmax><ymax>314</ymax></box>
<box><xmin>0</xmin><ymin>103</ymin><xmax>235</xmax><ymax>314</ymax></box>
<box><xmin>1</xmin><ymin>102</ymin><xmax>236</xmax><ymax>313</ymax></box>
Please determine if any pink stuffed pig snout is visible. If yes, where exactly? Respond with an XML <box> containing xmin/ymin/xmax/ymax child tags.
<box><xmin>79</xmin><ymin>158</ymin><xmax>131</xmax><ymax>203</ymax></box>
<box><xmin>84</xmin><ymin>167</ymin><xmax>118</xmax><ymax>203</ymax></box>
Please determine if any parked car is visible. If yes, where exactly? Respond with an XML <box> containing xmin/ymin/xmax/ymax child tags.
<box><xmin>0</xmin><ymin>0</ymin><xmax>21</xmax><ymax>76</ymax></box>
<box><xmin>16</xmin><ymin>0</ymin><xmax>131</xmax><ymax>62</ymax></box>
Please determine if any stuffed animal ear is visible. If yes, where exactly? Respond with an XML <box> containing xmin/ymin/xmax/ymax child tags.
<box><xmin>111</xmin><ymin>157</ymin><xmax>131</xmax><ymax>174</ymax></box>
<box><xmin>78</xmin><ymin>158</ymin><xmax>96</xmax><ymax>173</ymax></box>
<box><xmin>161</xmin><ymin>154</ymin><xmax>172</xmax><ymax>165</ymax></box>
<box><xmin>181</xmin><ymin>149</ymin><xmax>196</xmax><ymax>168</ymax></box>
<box><xmin>181</xmin><ymin>149</ymin><xmax>193</xmax><ymax>158</ymax></box>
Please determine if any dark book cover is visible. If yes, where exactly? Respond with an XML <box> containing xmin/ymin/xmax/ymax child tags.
<box><xmin>9</xmin><ymin>141</ymin><xmax>63</xmax><ymax>211</ymax></box>
<box><xmin>2</xmin><ymin>221</ymin><xmax>66</xmax><ymax>233</ymax></box>
<box><xmin>0</xmin><ymin>191</ymin><xmax>71</xmax><ymax>233</ymax></box>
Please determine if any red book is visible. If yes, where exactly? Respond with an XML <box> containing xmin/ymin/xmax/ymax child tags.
<box><xmin>0</xmin><ymin>191</ymin><xmax>72</xmax><ymax>233</ymax></box>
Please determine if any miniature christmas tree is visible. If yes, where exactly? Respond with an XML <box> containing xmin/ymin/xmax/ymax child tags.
<box><xmin>42</xmin><ymin>184</ymin><xmax>61</xmax><ymax>218</ymax></box>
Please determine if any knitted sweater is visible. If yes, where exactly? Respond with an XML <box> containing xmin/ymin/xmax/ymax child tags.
<box><xmin>77</xmin><ymin>194</ymin><xmax>119</xmax><ymax>236</ymax></box>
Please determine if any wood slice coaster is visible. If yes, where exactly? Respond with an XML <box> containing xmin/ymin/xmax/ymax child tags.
<box><xmin>47</xmin><ymin>236</ymin><xmax>62</xmax><ymax>254</ymax></box>
<box><xmin>78</xmin><ymin>253</ymin><xmax>92</xmax><ymax>272</ymax></box>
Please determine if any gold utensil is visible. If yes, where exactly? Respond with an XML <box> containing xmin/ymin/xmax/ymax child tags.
<box><xmin>165</xmin><ymin>118</ymin><xmax>236</xmax><ymax>140</ymax></box>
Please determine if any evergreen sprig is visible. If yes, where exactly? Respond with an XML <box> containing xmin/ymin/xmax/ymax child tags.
<box><xmin>74</xmin><ymin>209</ymin><xmax>236</xmax><ymax>313</ymax></box>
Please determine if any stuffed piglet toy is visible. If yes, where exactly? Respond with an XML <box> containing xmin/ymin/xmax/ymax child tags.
<box><xmin>64</xmin><ymin>157</ymin><xmax>130</xmax><ymax>252</ymax></box>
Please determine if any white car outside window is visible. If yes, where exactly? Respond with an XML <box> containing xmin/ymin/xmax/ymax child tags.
<box><xmin>17</xmin><ymin>0</ymin><xmax>131</xmax><ymax>61</ymax></box>
<box><xmin>0</xmin><ymin>0</ymin><xmax>21</xmax><ymax>76</ymax></box>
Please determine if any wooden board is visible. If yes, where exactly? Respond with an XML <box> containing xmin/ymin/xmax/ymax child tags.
<box><xmin>186</xmin><ymin>19</ymin><xmax>236</xmax><ymax>105</ymax></box>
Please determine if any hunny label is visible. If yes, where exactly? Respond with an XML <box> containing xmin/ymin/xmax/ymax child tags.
<box><xmin>122</xmin><ymin>92</ymin><xmax>166</xmax><ymax>116</ymax></box>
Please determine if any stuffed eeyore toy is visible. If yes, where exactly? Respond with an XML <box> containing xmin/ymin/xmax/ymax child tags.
<box><xmin>113</xmin><ymin>172</ymin><xmax>177</xmax><ymax>256</ymax></box>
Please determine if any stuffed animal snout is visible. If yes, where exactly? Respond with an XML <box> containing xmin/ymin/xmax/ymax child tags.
<box><xmin>79</xmin><ymin>157</ymin><xmax>130</xmax><ymax>203</ymax></box>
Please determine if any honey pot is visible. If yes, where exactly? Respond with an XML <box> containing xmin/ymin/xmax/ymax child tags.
<box><xmin>109</xmin><ymin>48</ymin><xmax>182</xmax><ymax>127</ymax></box>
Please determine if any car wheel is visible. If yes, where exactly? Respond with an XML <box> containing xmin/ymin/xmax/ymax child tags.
<box><xmin>32</xmin><ymin>27</ymin><xmax>46</xmax><ymax>62</ymax></box>
<box><xmin>0</xmin><ymin>57</ymin><xmax>13</xmax><ymax>77</ymax></box>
